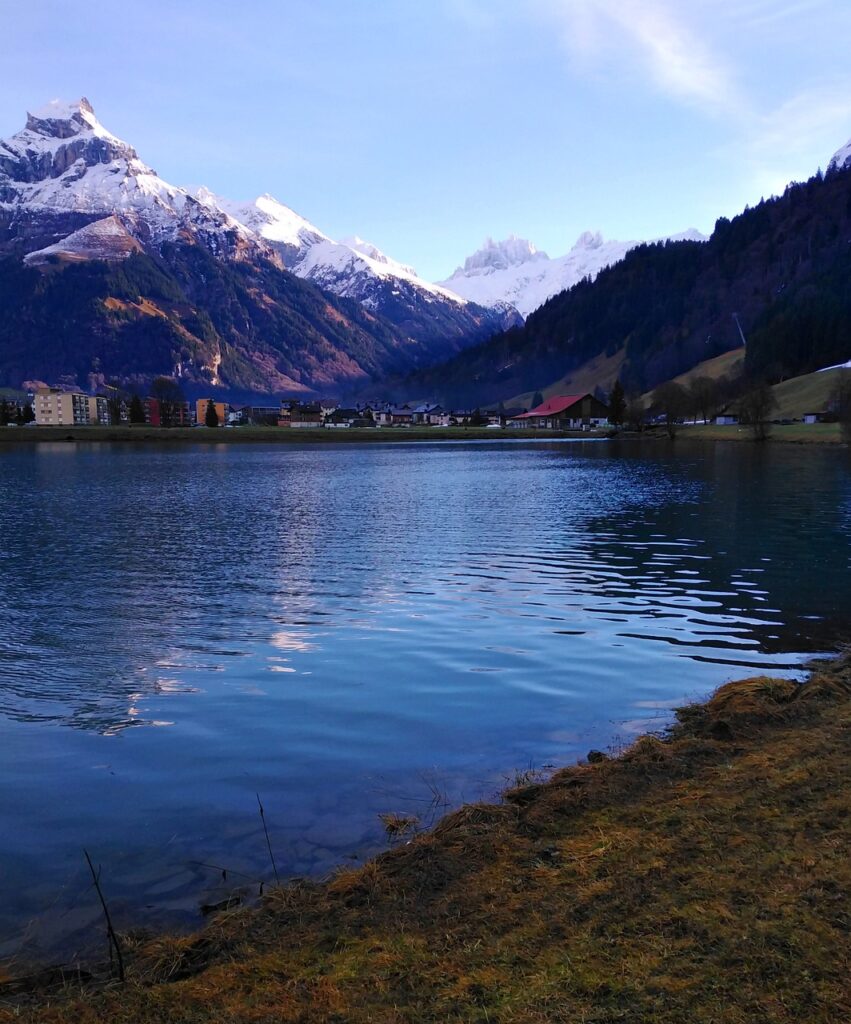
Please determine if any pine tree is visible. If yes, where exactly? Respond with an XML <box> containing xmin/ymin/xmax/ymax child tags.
<box><xmin>129</xmin><ymin>394</ymin><xmax>146</xmax><ymax>424</ymax></box>
<box><xmin>608</xmin><ymin>379</ymin><xmax>626</xmax><ymax>426</ymax></box>
<box><xmin>0</xmin><ymin>400</ymin><xmax>9</xmax><ymax>426</ymax></box>
<box><xmin>205</xmin><ymin>399</ymin><xmax>220</xmax><ymax>428</ymax></box>
<box><xmin>531</xmin><ymin>391</ymin><xmax>544</xmax><ymax>408</ymax></box>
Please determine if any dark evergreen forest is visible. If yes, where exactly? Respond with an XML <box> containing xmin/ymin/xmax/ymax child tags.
<box><xmin>403</xmin><ymin>166</ymin><xmax>851</xmax><ymax>406</ymax></box>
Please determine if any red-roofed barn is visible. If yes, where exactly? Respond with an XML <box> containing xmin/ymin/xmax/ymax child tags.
<box><xmin>509</xmin><ymin>393</ymin><xmax>609</xmax><ymax>430</ymax></box>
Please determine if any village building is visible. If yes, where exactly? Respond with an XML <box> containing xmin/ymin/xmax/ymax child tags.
<box><xmin>290</xmin><ymin>403</ymin><xmax>322</xmax><ymax>428</ymax></box>
<box><xmin>145</xmin><ymin>397</ymin><xmax>193</xmax><ymax>427</ymax></box>
<box><xmin>195</xmin><ymin>398</ymin><xmax>229</xmax><ymax>426</ymax></box>
<box><xmin>241</xmin><ymin>405</ymin><xmax>280</xmax><ymax>425</ymax></box>
<box><xmin>411</xmin><ymin>403</ymin><xmax>444</xmax><ymax>425</ymax></box>
<box><xmin>33</xmin><ymin>387</ymin><xmax>109</xmax><ymax>426</ymax></box>
<box><xmin>374</xmin><ymin>405</ymin><xmax>415</xmax><ymax>427</ymax></box>
<box><xmin>277</xmin><ymin>401</ymin><xmax>293</xmax><ymax>427</ymax></box>
<box><xmin>509</xmin><ymin>393</ymin><xmax>609</xmax><ymax>430</ymax></box>
<box><xmin>89</xmin><ymin>396</ymin><xmax>110</xmax><ymax>425</ymax></box>
<box><xmin>325</xmin><ymin>408</ymin><xmax>370</xmax><ymax>428</ymax></box>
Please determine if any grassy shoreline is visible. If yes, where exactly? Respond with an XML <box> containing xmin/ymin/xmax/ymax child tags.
<box><xmin>0</xmin><ymin>426</ymin><xmax>595</xmax><ymax>445</ymax></box>
<box><xmin>2</xmin><ymin>655</ymin><xmax>849</xmax><ymax>1022</ymax></box>
<box><xmin>0</xmin><ymin>422</ymin><xmax>846</xmax><ymax>446</ymax></box>
<box><xmin>677</xmin><ymin>421</ymin><xmax>844</xmax><ymax>444</ymax></box>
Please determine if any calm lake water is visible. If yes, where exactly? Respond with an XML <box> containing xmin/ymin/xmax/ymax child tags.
<box><xmin>1</xmin><ymin>438</ymin><xmax>849</xmax><ymax>959</ymax></box>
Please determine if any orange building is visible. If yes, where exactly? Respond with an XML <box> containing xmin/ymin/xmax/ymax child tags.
<box><xmin>195</xmin><ymin>398</ymin><xmax>228</xmax><ymax>426</ymax></box>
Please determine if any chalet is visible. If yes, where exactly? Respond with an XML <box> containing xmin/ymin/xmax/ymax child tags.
<box><xmin>291</xmin><ymin>403</ymin><xmax>323</xmax><ymax>428</ymax></box>
<box><xmin>411</xmin><ymin>403</ymin><xmax>444</xmax><ymax>425</ymax></box>
<box><xmin>391</xmin><ymin>408</ymin><xmax>414</xmax><ymax>426</ymax></box>
<box><xmin>325</xmin><ymin>408</ymin><xmax>366</xmax><ymax>428</ymax></box>
<box><xmin>375</xmin><ymin>405</ymin><xmax>414</xmax><ymax>427</ymax></box>
<box><xmin>509</xmin><ymin>394</ymin><xmax>609</xmax><ymax>430</ymax></box>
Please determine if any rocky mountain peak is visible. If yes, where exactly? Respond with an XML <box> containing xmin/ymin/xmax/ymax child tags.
<box><xmin>453</xmin><ymin>235</ymin><xmax>548</xmax><ymax>278</ymax></box>
<box><xmin>339</xmin><ymin>236</ymin><xmax>419</xmax><ymax>277</ymax></box>
<box><xmin>571</xmin><ymin>230</ymin><xmax>605</xmax><ymax>251</ymax></box>
<box><xmin>25</xmin><ymin>98</ymin><xmax>101</xmax><ymax>139</ymax></box>
<box><xmin>1</xmin><ymin>96</ymin><xmax>139</xmax><ymax>189</ymax></box>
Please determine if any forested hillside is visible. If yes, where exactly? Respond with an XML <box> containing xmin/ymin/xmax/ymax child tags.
<box><xmin>0</xmin><ymin>247</ymin><xmax>499</xmax><ymax>397</ymax></box>
<box><xmin>402</xmin><ymin>166</ymin><xmax>851</xmax><ymax>406</ymax></box>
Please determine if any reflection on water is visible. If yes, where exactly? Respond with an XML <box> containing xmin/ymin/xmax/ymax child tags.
<box><xmin>0</xmin><ymin>439</ymin><xmax>848</xmax><ymax>958</ymax></box>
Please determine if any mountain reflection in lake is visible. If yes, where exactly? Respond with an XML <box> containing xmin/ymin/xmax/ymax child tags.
<box><xmin>0</xmin><ymin>439</ymin><xmax>848</xmax><ymax>957</ymax></box>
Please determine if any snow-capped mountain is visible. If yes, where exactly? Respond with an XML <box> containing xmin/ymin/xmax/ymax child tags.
<box><xmin>0</xmin><ymin>97</ymin><xmax>517</xmax><ymax>396</ymax></box>
<box><xmin>0</xmin><ymin>98</ymin><xmax>262</xmax><ymax>264</ymax></box>
<box><xmin>198</xmin><ymin>190</ymin><xmax>329</xmax><ymax>263</ymax></box>
<box><xmin>440</xmin><ymin>228</ymin><xmax>706</xmax><ymax>318</ymax></box>
<box><xmin>828</xmin><ymin>136</ymin><xmax>851</xmax><ymax>173</ymax></box>
<box><xmin>198</xmin><ymin>191</ymin><xmax>519</xmax><ymax>330</ymax></box>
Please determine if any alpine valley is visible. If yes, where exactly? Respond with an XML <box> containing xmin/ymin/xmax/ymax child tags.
<box><xmin>399</xmin><ymin>138</ymin><xmax>851</xmax><ymax>408</ymax></box>
<box><xmin>0</xmin><ymin>98</ymin><xmax>519</xmax><ymax>398</ymax></box>
<box><xmin>3</xmin><ymin>97</ymin><xmax>851</xmax><ymax>405</ymax></box>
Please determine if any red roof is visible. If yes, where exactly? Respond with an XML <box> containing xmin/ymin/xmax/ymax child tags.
<box><xmin>510</xmin><ymin>394</ymin><xmax>588</xmax><ymax>420</ymax></box>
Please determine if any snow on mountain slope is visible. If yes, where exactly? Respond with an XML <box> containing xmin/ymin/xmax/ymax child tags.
<box><xmin>23</xmin><ymin>215</ymin><xmax>142</xmax><ymax>265</ymax></box>
<box><xmin>828</xmin><ymin>136</ymin><xmax>851</xmax><ymax>173</ymax></box>
<box><xmin>440</xmin><ymin>228</ymin><xmax>706</xmax><ymax>318</ymax></box>
<box><xmin>294</xmin><ymin>236</ymin><xmax>467</xmax><ymax>308</ymax></box>
<box><xmin>198</xmin><ymin>190</ymin><xmax>329</xmax><ymax>257</ymax></box>
<box><xmin>0</xmin><ymin>98</ymin><xmax>261</xmax><ymax>260</ymax></box>
<box><xmin>204</xmin><ymin>191</ymin><xmax>470</xmax><ymax>309</ymax></box>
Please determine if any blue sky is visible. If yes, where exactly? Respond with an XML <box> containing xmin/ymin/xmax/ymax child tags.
<box><xmin>3</xmin><ymin>1</ymin><xmax>851</xmax><ymax>280</ymax></box>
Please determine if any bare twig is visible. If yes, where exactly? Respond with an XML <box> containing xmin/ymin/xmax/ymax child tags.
<box><xmin>256</xmin><ymin>793</ymin><xmax>280</xmax><ymax>886</ymax></box>
<box><xmin>83</xmin><ymin>849</ymin><xmax>125</xmax><ymax>983</ymax></box>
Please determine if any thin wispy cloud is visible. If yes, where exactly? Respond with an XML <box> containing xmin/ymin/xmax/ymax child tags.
<box><xmin>530</xmin><ymin>0</ymin><xmax>851</xmax><ymax>199</ymax></box>
<box><xmin>743</xmin><ymin>84</ymin><xmax>851</xmax><ymax>195</ymax></box>
<box><xmin>539</xmin><ymin>0</ymin><xmax>742</xmax><ymax>117</ymax></box>
<box><xmin>730</xmin><ymin>0</ymin><xmax>830</xmax><ymax>30</ymax></box>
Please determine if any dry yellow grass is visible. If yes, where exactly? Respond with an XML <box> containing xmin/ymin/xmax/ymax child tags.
<box><xmin>2</xmin><ymin>657</ymin><xmax>850</xmax><ymax>1023</ymax></box>
<box><xmin>508</xmin><ymin>348</ymin><xmax>627</xmax><ymax>408</ymax></box>
<box><xmin>679</xmin><ymin>422</ymin><xmax>843</xmax><ymax>443</ymax></box>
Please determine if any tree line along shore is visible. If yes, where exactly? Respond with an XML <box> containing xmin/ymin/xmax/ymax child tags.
<box><xmin>1</xmin><ymin>653</ymin><xmax>849</xmax><ymax>1023</ymax></box>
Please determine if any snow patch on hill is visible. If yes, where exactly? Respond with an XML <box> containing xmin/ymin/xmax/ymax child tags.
<box><xmin>23</xmin><ymin>215</ymin><xmax>141</xmax><ymax>265</ymax></box>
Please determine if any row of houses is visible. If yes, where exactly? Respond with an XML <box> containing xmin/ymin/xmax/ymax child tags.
<box><xmin>33</xmin><ymin>387</ymin><xmax>194</xmax><ymax>427</ymax></box>
<box><xmin>270</xmin><ymin>394</ymin><xmax>612</xmax><ymax>430</ymax></box>
<box><xmin>29</xmin><ymin>386</ymin><xmax>615</xmax><ymax>431</ymax></box>
<box><xmin>273</xmin><ymin>402</ymin><xmax>498</xmax><ymax>429</ymax></box>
